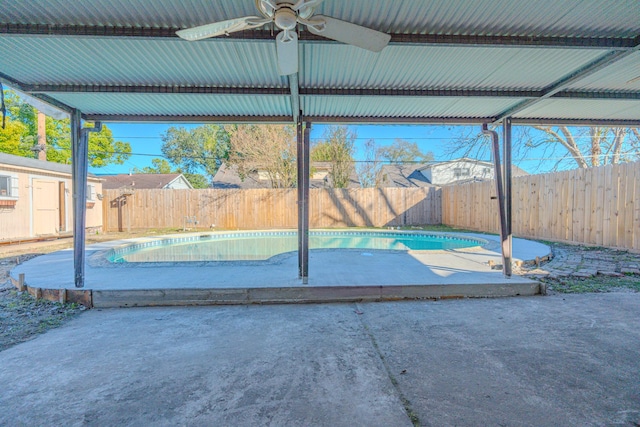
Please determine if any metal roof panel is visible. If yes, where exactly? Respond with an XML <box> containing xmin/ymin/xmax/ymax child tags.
<box><xmin>0</xmin><ymin>36</ymin><xmax>285</xmax><ymax>87</ymax></box>
<box><xmin>302</xmin><ymin>44</ymin><xmax>607</xmax><ymax>90</ymax></box>
<box><xmin>302</xmin><ymin>96</ymin><xmax>520</xmax><ymax>119</ymax></box>
<box><xmin>2</xmin><ymin>0</ymin><xmax>638</xmax><ymax>37</ymax></box>
<box><xmin>44</xmin><ymin>93</ymin><xmax>292</xmax><ymax>117</ymax></box>
<box><xmin>564</xmin><ymin>53</ymin><xmax>640</xmax><ymax>92</ymax></box>
<box><xmin>514</xmin><ymin>99</ymin><xmax>640</xmax><ymax>121</ymax></box>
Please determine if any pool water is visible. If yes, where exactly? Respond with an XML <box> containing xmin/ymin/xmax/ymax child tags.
<box><xmin>107</xmin><ymin>231</ymin><xmax>484</xmax><ymax>263</ymax></box>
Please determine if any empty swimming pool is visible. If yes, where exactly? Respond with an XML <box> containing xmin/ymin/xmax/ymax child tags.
<box><xmin>107</xmin><ymin>230</ymin><xmax>486</xmax><ymax>263</ymax></box>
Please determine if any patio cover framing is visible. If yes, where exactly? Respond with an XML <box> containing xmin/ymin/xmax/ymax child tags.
<box><xmin>1</xmin><ymin>0</ymin><xmax>639</xmax><ymax>286</ymax></box>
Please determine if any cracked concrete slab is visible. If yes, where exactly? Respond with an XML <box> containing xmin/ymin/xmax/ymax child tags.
<box><xmin>1</xmin><ymin>293</ymin><xmax>639</xmax><ymax>426</ymax></box>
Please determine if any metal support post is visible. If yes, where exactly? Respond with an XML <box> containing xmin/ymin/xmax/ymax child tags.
<box><xmin>297</xmin><ymin>119</ymin><xmax>303</xmax><ymax>279</ymax></box>
<box><xmin>502</xmin><ymin>117</ymin><xmax>513</xmax><ymax>277</ymax></box>
<box><xmin>72</xmin><ymin>115</ymin><xmax>102</xmax><ymax>288</ymax></box>
<box><xmin>482</xmin><ymin>123</ymin><xmax>510</xmax><ymax>277</ymax></box>
<box><xmin>71</xmin><ymin>110</ymin><xmax>86</xmax><ymax>288</ymax></box>
<box><xmin>296</xmin><ymin>116</ymin><xmax>310</xmax><ymax>283</ymax></box>
<box><xmin>301</xmin><ymin>121</ymin><xmax>310</xmax><ymax>283</ymax></box>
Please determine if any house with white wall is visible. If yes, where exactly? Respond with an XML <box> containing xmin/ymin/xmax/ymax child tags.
<box><xmin>380</xmin><ymin>158</ymin><xmax>528</xmax><ymax>187</ymax></box>
<box><xmin>0</xmin><ymin>152</ymin><xmax>103</xmax><ymax>242</ymax></box>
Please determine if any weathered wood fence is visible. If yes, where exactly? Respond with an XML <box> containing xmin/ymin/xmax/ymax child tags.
<box><xmin>103</xmin><ymin>187</ymin><xmax>442</xmax><ymax>232</ymax></box>
<box><xmin>103</xmin><ymin>161</ymin><xmax>640</xmax><ymax>252</ymax></box>
<box><xmin>442</xmin><ymin>161</ymin><xmax>640</xmax><ymax>251</ymax></box>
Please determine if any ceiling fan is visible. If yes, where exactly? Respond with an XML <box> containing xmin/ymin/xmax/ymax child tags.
<box><xmin>176</xmin><ymin>0</ymin><xmax>391</xmax><ymax>75</ymax></box>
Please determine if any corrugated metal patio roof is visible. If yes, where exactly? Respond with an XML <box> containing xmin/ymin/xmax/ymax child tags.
<box><xmin>1</xmin><ymin>0</ymin><xmax>639</xmax><ymax>125</ymax></box>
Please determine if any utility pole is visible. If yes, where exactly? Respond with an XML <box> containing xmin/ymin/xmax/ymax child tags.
<box><xmin>36</xmin><ymin>110</ymin><xmax>46</xmax><ymax>161</ymax></box>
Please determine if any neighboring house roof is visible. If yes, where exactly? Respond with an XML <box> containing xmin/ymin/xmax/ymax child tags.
<box><xmin>101</xmin><ymin>173</ymin><xmax>193</xmax><ymax>190</ymax></box>
<box><xmin>379</xmin><ymin>164</ymin><xmax>436</xmax><ymax>188</ymax></box>
<box><xmin>416</xmin><ymin>157</ymin><xmax>490</xmax><ymax>171</ymax></box>
<box><xmin>381</xmin><ymin>158</ymin><xmax>530</xmax><ymax>188</ymax></box>
<box><xmin>0</xmin><ymin>152</ymin><xmax>99</xmax><ymax>179</ymax></box>
<box><xmin>213</xmin><ymin>164</ymin><xmax>360</xmax><ymax>189</ymax></box>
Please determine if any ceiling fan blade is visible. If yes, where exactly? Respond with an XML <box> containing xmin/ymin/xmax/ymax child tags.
<box><xmin>276</xmin><ymin>31</ymin><xmax>299</xmax><ymax>75</ymax></box>
<box><xmin>306</xmin><ymin>15</ymin><xmax>391</xmax><ymax>52</ymax></box>
<box><xmin>176</xmin><ymin>16</ymin><xmax>267</xmax><ymax>41</ymax></box>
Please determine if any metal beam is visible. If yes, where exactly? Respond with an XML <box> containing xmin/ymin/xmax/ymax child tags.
<box><xmin>27</xmin><ymin>84</ymin><xmax>290</xmax><ymax>96</ymax></box>
<box><xmin>288</xmin><ymin>74</ymin><xmax>300</xmax><ymax>123</ymax></box>
<box><xmin>2</xmin><ymin>23</ymin><xmax>637</xmax><ymax>49</ymax></box>
<box><xmin>513</xmin><ymin>118</ymin><xmax>640</xmax><ymax>126</ymax></box>
<box><xmin>0</xmin><ymin>72</ymin><xmax>75</xmax><ymax>116</ymax></box>
<box><xmin>81</xmin><ymin>114</ymin><xmax>294</xmax><ymax>123</ymax></box>
<box><xmin>25</xmin><ymin>83</ymin><xmax>640</xmax><ymax>101</ymax></box>
<box><xmin>482</xmin><ymin>123</ymin><xmax>510</xmax><ymax>278</ymax></box>
<box><xmin>78</xmin><ymin>113</ymin><xmax>640</xmax><ymax>127</ymax></box>
<box><xmin>301</xmin><ymin>88</ymin><xmax>540</xmax><ymax>98</ymax></box>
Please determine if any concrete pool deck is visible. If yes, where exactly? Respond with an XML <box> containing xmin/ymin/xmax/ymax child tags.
<box><xmin>10</xmin><ymin>232</ymin><xmax>548</xmax><ymax>307</ymax></box>
<box><xmin>2</xmin><ymin>294</ymin><xmax>640</xmax><ymax>426</ymax></box>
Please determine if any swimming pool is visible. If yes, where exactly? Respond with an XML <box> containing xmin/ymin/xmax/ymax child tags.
<box><xmin>106</xmin><ymin>230</ymin><xmax>486</xmax><ymax>263</ymax></box>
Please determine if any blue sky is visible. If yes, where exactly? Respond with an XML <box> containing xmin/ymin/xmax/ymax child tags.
<box><xmin>90</xmin><ymin>123</ymin><xmax>498</xmax><ymax>176</ymax></box>
<box><xmin>88</xmin><ymin>121</ymin><xmax>599</xmax><ymax>176</ymax></box>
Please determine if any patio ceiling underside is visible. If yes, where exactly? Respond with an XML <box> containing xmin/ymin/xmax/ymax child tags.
<box><xmin>1</xmin><ymin>0</ymin><xmax>639</xmax><ymax>125</ymax></box>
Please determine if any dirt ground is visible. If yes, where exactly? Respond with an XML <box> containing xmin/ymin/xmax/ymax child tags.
<box><xmin>0</xmin><ymin>232</ymin><xmax>145</xmax><ymax>352</ymax></box>
<box><xmin>1</xmin><ymin>232</ymin><xmax>639</xmax><ymax>353</ymax></box>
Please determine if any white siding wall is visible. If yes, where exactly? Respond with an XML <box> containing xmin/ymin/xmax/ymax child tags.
<box><xmin>167</xmin><ymin>176</ymin><xmax>193</xmax><ymax>189</ymax></box>
<box><xmin>421</xmin><ymin>161</ymin><xmax>494</xmax><ymax>185</ymax></box>
<box><xmin>0</xmin><ymin>164</ymin><xmax>102</xmax><ymax>241</ymax></box>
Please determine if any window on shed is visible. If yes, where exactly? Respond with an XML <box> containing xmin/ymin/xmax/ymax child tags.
<box><xmin>0</xmin><ymin>175</ymin><xmax>18</xmax><ymax>197</ymax></box>
<box><xmin>87</xmin><ymin>184</ymin><xmax>96</xmax><ymax>201</ymax></box>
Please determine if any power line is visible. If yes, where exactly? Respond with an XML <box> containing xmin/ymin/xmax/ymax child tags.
<box><xmin>89</xmin><ymin>149</ymin><xmax>634</xmax><ymax>164</ymax></box>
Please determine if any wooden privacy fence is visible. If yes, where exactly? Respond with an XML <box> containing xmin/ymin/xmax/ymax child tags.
<box><xmin>442</xmin><ymin>161</ymin><xmax>640</xmax><ymax>251</ymax></box>
<box><xmin>103</xmin><ymin>187</ymin><xmax>442</xmax><ymax>232</ymax></box>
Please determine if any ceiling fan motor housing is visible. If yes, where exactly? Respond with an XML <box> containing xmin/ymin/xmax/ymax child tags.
<box><xmin>274</xmin><ymin>7</ymin><xmax>298</xmax><ymax>31</ymax></box>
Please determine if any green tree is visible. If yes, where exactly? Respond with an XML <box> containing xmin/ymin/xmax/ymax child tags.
<box><xmin>182</xmin><ymin>173</ymin><xmax>210</xmax><ymax>189</ymax></box>
<box><xmin>161</xmin><ymin>125</ymin><xmax>229</xmax><ymax>180</ymax></box>
<box><xmin>134</xmin><ymin>158</ymin><xmax>174</xmax><ymax>174</ymax></box>
<box><xmin>133</xmin><ymin>158</ymin><xmax>210</xmax><ymax>188</ymax></box>
<box><xmin>377</xmin><ymin>138</ymin><xmax>434</xmax><ymax>164</ymax></box>
<box><xmin>0</xmin><ymin>120</ymin><xmax>30</xmax><ymax>156</ymax></box>
<box><xmin>310</xmin><ymin>125</ymin><xmax>356</xmax><ymax>188</ymax></box>
<box><xmin>225</xmin><ymin>124</ymin><xmax>297</xmax><ymax>188</ymax></box>
<box><xmin>1</xmin><ymin>89</ymin><xmax>132</xmax><ymax>167</ymax></box>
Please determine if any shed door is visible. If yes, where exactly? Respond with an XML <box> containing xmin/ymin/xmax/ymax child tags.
<box><xmin>33</xmin><ymin>179</ymin><xmax>58</xmax><ymax>236</ymax></box>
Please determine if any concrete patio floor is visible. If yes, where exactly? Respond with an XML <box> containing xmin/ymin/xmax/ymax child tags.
<box><xmin>1</xmin><ymin>294</ymin><xmax>639</xmax><ymax>426</ymax></box>
<box><xmin>9</xmin><ymin>233</ymin><xmax>549</xmax><ymax>307</ymax></box>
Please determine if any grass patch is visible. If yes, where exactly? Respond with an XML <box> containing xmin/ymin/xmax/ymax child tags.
<box><xmin>542</xmin><ymin>275</ymin><xmax>640</xmax><ymax>294</ymax></box>
<box><xmin>0</xmin><ymin>287</ymin><xmax>84</xmax><ymax>352</ymax></box>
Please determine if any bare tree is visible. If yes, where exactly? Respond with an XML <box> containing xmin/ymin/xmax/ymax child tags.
<box><xmin>357</xmin><ymin>139</ymin><xmax>385</xmax><ymax>188</ymax></box>
<box><xmin>225</xmin><ymin>124</ymin><xmax>297</xmax><ymax>188</ymax></box>
<box><xmin>377</xmin><ymin>138</ymin><xmax>434</xmax><ymax>164</ymax></box>
<box><xmin>448</xmin><ymin>125</ymin><xmax>640</xmax><ymax>172</ymax></box>
<box><xmin>310</xmin><ymin>125</ymin><xmax>356</xmax><ymax>188</ymax></box>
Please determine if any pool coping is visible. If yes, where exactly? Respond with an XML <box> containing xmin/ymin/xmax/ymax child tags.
<box><xmin>90</xmin><ymin>229</ymin><xmax>494</xmax><ymax>267</ymax></box>
<box><xmin>10</xmin><ymin>230</ymin><xmax>549</xmax><ymax>308</ymax></box>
